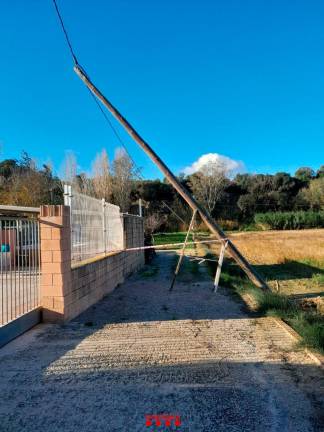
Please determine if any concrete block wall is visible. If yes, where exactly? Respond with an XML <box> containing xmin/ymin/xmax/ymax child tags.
<box><xmin>40</xmin><ymin>206</ymin><xmax>144</xmax><ymax>323</ymax></box>
<box><xmin>69</xmin><ymin>253</ymin><xmax>125</xmax><ymax>320</ymax></box>
<box><xmin>123</xmin><ymin>214</ymin><xmax>145</xmax><ymax>273</ymax></box>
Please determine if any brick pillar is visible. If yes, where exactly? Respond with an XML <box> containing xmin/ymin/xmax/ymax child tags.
<box><xmin>39</xmin><ymin>205</ymin><xmax>71</xmax><ymax>323</ymax></box>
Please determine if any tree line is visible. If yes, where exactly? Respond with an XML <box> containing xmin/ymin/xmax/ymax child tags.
<box><xmin>0</xmin><ymin>150</ymin><xmax>323</xmax><ymax>232</ymax></box>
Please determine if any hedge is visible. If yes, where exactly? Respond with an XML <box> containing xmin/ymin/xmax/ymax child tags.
<box><xmin>254</xmin><ymin>211</ymin><xmax>324</xmax><ymax>230</ymax></box>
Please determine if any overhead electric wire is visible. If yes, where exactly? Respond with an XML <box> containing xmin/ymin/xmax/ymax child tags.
<box><xmin>52</xmin><ymin>0</ymin><xmax>78</xmax><ymax>64</ymax></box>
<box><xmin>52</xmin><ymin>0</ymin><xmax>190</xmax><ymax>226</ymax></box>
<box><xmin>162</xmin><ymin>201</ymin><xmax>186</xmax><ymax>224</ymax></box>
<box><xmin>52</xmin><ymin>0</ymin><xmax>143</xmax><ymax>180</ymax></box>
<box><xmin>87</xmin><ymin>88</ymin><xmax>143</xmax><ymax>181</ymax></box>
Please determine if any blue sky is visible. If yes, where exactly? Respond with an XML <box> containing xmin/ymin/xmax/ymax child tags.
<box><xmin>1</xmin><ymin>0</ymin><xmax>323</xmax><ymax>179</ymax></box>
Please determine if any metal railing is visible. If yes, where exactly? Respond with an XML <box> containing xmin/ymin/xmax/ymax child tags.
<box><xmin>64</xmin><ymin>185</ymin><xmax>124</xmax><ymax>262</ymax></box>
<box><xmin>0</xmin><ymin>217</ymin><xmax>40</xmax><ymax>327</ymax></box>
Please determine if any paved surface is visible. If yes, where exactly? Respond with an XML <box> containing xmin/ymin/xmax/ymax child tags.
<box><xmin>0</xmin><ymin>252</ymin><xmax>323</xmax><ymax>431</ymax></box>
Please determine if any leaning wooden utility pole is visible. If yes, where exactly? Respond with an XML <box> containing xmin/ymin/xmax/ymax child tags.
<box><xmin>74</xmin><ymin>65</ymin><xmax>267</xmax><ymax>289</ymax></box>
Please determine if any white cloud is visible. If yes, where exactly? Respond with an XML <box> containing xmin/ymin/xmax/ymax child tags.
<box><xmin>183</xmin><ymin>153</ymin><xmax>245</xmax><ymax>177</ymax></box>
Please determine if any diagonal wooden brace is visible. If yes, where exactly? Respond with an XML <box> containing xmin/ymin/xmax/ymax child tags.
<box><xmin>169</xmin><ymin>210</ymin><xmax>197</xmax><ymax>291</ymax></box>
<box><xmin>214</xmin><ymin>240</ymin><xmax>228</xmax><ymax>292</ymax></box>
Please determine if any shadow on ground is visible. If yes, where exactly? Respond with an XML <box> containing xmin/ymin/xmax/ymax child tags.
<box><xmin>1</xmin><ymin>323</ymin><xmax>323</xmax><ymax>432</ymax></box>
<box><xmin>74</xmin><ymin>252</ymin><xmax>246</xmax><ymax>325</ymax></box>
<box><xmin>0</xmin><ymin>252</ymin><xmax>323</xmax><ymax>432</ymax></box>
<box><xmin>254</xmin><ymin>261</ymin><xmax>324</xmax><ymax>281</ymax></box>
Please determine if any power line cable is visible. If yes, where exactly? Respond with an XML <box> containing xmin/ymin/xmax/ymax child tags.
<box><xmin>162</xmin><ymin>201</ymin><xmax>186</xmax><ymax>224</ymax></box>
<box><xmin>51</xmin><ymin>1</ymin><xmax>194</xmax><ymax>224</ymax></box>
<box><xmin>87</xmin><ymin>88</ymin><xmax>144</xmax><ymax>180</ymax></box>
<box><xmin>52</xmin><ymin>0</ymin><xmax>144</xmax><ymax>180</ymax></box>
<box><xmin>52</xmin><ymin>0</ymin><xmax>78</xmax><ymax>64</ymax></box>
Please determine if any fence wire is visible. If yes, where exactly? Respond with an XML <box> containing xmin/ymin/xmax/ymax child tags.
<box><xmin>0</xmin><ymin>217</ymin><xmax>40</xmax><ymax>326</ymax></box>
<box><xmin>64</xmin><ymin>185</ymin><xmax>124</xmax><ymax>262</ymax></box>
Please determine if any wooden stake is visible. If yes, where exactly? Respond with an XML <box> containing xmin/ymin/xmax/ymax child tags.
<box><xmin>214</xmin><ymin>241</ymin><xmax>228</xmax><ymax>292</ymax></box>
<box><xmin>74</xmin><ymin>65</ymin><xmax>267</xmax><ymax>290</ymax></box>
<box><xmin>170</xmin><ymin>210</ymin><xmax>197</xmax><ymax>291</ymax></box>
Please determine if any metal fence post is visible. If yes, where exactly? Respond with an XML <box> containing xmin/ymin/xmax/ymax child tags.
<box><xmin>139</xmin><ymin>199</ymin><xmax>143</xmax><ymax>217</ymax></box>
<box><xmin>64</xmin><ymin>185</ymin><xmax>73</xmax><ymax>259</ymax></box>
<box><xmin>102</xmin><ymin>199</ymin><xmax>107</xmax><ymax>254</ymax></box>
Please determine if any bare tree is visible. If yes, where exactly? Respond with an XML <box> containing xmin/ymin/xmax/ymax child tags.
<box><xmin>167</xmin><ymin>196</ymin><xmax>192</xmax><ymax>231</ymax></box>
<box><xmin>61</xmin><ymin>151</ymin><xmax>77</xmax><ymax>185</ymax></box>
<box><xmin>76</xmin><ymin>173</ymin><xmax>93</xmax><ymax>196</ymax></box>
<box><xmin>188</xmin><ymin>160</ymin><xmax>228</xmax><ymax>214</ymax></box>
<box><xmin>91</xmin><ymin>149</ymin><xmax>112</xmax><ymax>201</ymax></box>
<box><xmin>145</xmin><ymin>212</ymin><xmax>166</xmax><ymax>237</ymax></box>
<box><xmin>60</xmin><ymin>151</ymin><xmax>92</xmax><ymax>195</ymax></box>
<box><xmin>112</xmin><ymin>148</ymin><xmax>136</xmax><ymax>212</ymax></box>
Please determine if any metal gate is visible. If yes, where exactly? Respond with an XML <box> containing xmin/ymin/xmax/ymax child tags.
<box><xmin>0</xmin><ymin>208</ymin><xmax>41</xmax><ymax>347</ymax></box>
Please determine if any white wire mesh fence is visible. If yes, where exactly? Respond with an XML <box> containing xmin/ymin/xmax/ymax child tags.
<box><xmin>0</xmin><ymin>217</ymin><xmax>40</xmax><ymax>326</ymax></box>
<box><xmin>64</xmin><ymin>185</ymin><xmax>124</xmax><ymax>263</ymax></box>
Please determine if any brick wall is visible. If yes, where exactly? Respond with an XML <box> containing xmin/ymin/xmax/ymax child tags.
<box><xmin>40</xmin><ymin>206</ymin><xmax>144</xmax><ymax>323</ymax></box>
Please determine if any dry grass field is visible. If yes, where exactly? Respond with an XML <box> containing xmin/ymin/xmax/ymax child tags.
<box><xmin>207</xmin><ymin>229</ymin><xmax>324</xmax><ymax>299</ymax></box>
<box><xmin>227</xmin><ymin>229</ymin><xmax>324</xmax><ymax>265</ymax></box>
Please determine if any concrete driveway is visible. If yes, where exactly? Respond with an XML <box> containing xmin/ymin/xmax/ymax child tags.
<box><xmin>0</xmin><ymin>252</ymin><xmax>323</xmax><ymax>431</ymax></box>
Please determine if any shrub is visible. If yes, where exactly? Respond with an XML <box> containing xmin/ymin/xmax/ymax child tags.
<box><xmin>256</xmin><ymin>292</ymin><xmax>294</xmax><ymax>314</ymax></box>
<box><xmin>312</xmin><ymin>273</ymin><xmax>324</xmax><ymax>285</ymax></box>
<box><xmin>287</xmin><ymin>312</ymin><xmax>324</xmax><ymax>353</ymax></box>
<box><xmin>216</xmin><ymin>219</ymin><xmax>240</xmax><ymax>231</ymax></box>
<box><xmin>254</xmin><ymin>211</ymin><xmax>324</xmax><ymax>230</ymax></box>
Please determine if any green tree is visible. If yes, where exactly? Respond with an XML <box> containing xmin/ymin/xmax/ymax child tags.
<box><xmin>301</xmin><ymin>177</ymin><xmax>324</xmax><ymax>210</ymax></box>
<box><xmin>316</xmin><ymin>165</ymin><xmax>324</xmax><ymax>178</ymax></box>
<box><xmin>0</xmin><ymin>159</ymin><xmax>18</xmax><ymax>179</ymax></box>
<box><xmin>0</xmin><ymin>152</ymin><xmax>62</xmax><ymax>206</ymax></box>
<box><xmin>295</xmin><ymin>167</ymin><xmax>315</xmax><ymax>182</ymax></box>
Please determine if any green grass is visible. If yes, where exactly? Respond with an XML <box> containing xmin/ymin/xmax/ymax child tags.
<box><xmin>153</xmin><ymin>232</ymin><xmax>193</xmax><ymax>246</ymax></box>
<box><xmin>299</xmin><ymin>258</ymin><xmax>324</xmax><ymax>269</ymax></box>
<box><xmin>287</xmin><ymin>312</ymin><xmax>324</xmax><ymax>352</ymax></box>
<box><xmin>255</xmin><ymin>210</ymin><xmax>324</xmax><ymax>230</ymax></box>
<box><xmin>248</xmin><ymin>286</ymin><xmax>323</xmax><ymax>353</ymax></box>
<box><xmin>153</xmin><ymin>231</ymin><xmax>209</xmax><ymax>246</ymax></box>
<box><xmin>252</xmin><ymin>290</ymin><xmax>294</xmax><ymax>315</ymax></box>
<box><xmin>204</xmin><ymin>254</ymin><xmax>324</xmax><ymax>354</ymax></box>
<box><xmin>312</xmin><ymin>273</ymin><xmax>324</xmax><ymax>285</ymax></box>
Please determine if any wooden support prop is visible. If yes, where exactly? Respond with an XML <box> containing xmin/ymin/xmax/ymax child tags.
<box><xmin>74</xmin><ymin>65</ymin><xmax>267</xmax><ymax>290</ymax></box>
<box><xmin>214</xmin><ymin>241</ymin><xmax>228</xmax><ymax>292</ymax></box>
<box><xmin>170</xmin><ymin>210</ymin><xmax>197</xmax><ymax>291</ymax></box>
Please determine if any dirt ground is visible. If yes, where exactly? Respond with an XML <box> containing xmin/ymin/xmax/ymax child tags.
<box><xmin>0</xmin><ymin>252</ymin><xmax>323</xmax><ymax>432</ymax></box>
